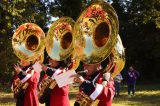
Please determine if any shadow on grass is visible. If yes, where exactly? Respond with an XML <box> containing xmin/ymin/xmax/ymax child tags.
<box><xmin>136</xmin><ymin>84</ymin><xmax>160</xmax><ymax>91</ymax></box>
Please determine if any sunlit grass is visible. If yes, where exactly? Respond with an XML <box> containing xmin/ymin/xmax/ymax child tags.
<box><xmin>0</xmin><ymin>84</ymin><xmax>160</xmax><ymax>106</ymax></box>
<box><xmin>111</xmin><ymin>84</ymin><xmax>160</xmax><ymax>106</ymax></box>
<box><xmin>112</xmin><ymin>90</ymin><xmax>160</xmax><ymax>106</ymax></box>
<box><xmin>69</xmin><ymin>84</ymin><xmax>160</xmax><ymax>106</ymax></box>
<box><xmin>0</xmin><ymin>92</ymin><xmax>16</xmax><ymax>106</ymax></box>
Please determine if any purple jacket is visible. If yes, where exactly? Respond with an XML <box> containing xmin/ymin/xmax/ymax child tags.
<box><xmin>127</xmin><ymin>69</ymin><xmax>140</xmax><ymax>82</ymax></box>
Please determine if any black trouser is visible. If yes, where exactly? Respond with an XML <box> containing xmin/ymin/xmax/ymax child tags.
<box><xmin>127</xmin><ymin>81</ymin><xmax>136</xmax><ymax>95</ymax></box>
<box><xmin>39</xmin><ymin>88</ymin><xmax>52</xmax><ymax>106</ymax></box>
<box><xmin>74</xmin><ymin>101</ymin><xmax>80</xmax><ymax>106</ymax></box>
<box><xmin>16</xmin><ymin>90</ymin><xmax>25</xmax><ymax>106</ymax></box>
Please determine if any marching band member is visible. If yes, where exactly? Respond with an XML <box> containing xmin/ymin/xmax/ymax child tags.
<box><xmin>13</xmin><ymin>59</ymin><xmax>40</xmax><ymax>106</ymax></box>
<box><xmin>72</xmin><ymin>63</ymin><xmax>115</xmax><ymax>106</ymax></box>
<box><xmin>40</xmin><ymin>56</ymin><xmax>70</xmax><ymax>106</ymax></box>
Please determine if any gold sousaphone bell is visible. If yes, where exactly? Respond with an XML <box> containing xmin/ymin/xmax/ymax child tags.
<box><xmin>73</xmin><ymin>1</ymin><xmax>119</xmax><ymax>64</ymax></box>
<box><xmin>12</xmin><ymin>23</ymin><xmax>45</xmax><ymax>62</ymax></box>
<box><xmin>46</xmin><ymin>17</ymin><xmax>75</xmax><ymax>61</ymax></box>
<box><xmin>46</xmin><ymin>16</ymin><xmax>80</xmax><ymax>70</ymax></box>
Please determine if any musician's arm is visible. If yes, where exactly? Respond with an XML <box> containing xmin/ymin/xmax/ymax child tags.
<box><xmin>97</xmin><ymin>78</ymin><xmax>114</xmax><ymax>105</ymax></box>
<box><xmin>17</xmin><ymin>68</ymin><xmax>34</xmax><ymax>83</ymax></box>
<box><xmin>45</xmin><ymin>67</ymin><xmax>63</xmax><ymax>79</ymax></box>
<box><xmin>45</xmin><ymin>67</ymin><xmax>55</xmax><ymax>77</ymax></box>
<box><xmin>79</xmin><ymin>73</ymin><xmax>111</xmax><ymax>101</ymax></box>
<box><xmin>17</xmin><ymin>71</ymin><xmax>27</xmax><ymax>80</ymax></box>
<box><xmin>41</xmin><ymin>64</ymin><xmax>56</xmax><ymax>77</ymax></box>
<box><xmin>79</xmin><ymin>80</ymin><xmax>104</xmax><ymax>100</ymax></box>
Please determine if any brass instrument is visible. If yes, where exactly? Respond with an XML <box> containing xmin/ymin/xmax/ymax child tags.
<box><xmin>12</xmin><ymin>23</ymin><xmax>45</xmax><ymax>62</ymax></box>
<box><xmin>76</xmin><ymin>92</ymin><xmax>93</xmax><ymax>106</ymax></box>
<box><xmin>110</xmin><ymin>34</ymin><xmax>125</xmax><ymax>78</ymax></box>
<box><xmin>38</xmin><ymin>59</ymin><xmax>79</xmax><ymax>103</ymax></box>
<box><xmin>46</xmin><ymin>16</ymin><xmax>75</xmax><ymax>61</ymax></box>
<box><xmin>38</xmin><ymin>76</ymin><xmax>57</xmax><ymax>101</ymax></box>
<box><xmin>73</xmin><ymin>1</ymin><xmax>125</xmax><ymax>106</ymax></box>
<box><xmin>12</xmin><ymin>23</ymin><xmax>45</xmax><ymax>96</ymax></box>
<box><xmin>12</xmin><ymin>78</ymin><xmax>29</xmax><ymax>95</ymax></box>
<box><xmin>73</xmin><ymin>1</ymin><xmax>118</xmax><ymax>64</ymax></box>
<box><xmin>38</xmin><ymin>17</ymin><xmax>79</xmax><ymax>103</ymax></box>
<box><xmin>74</xmin><ymin>35</ymin><xmax>125</xmax><ymax>106</ymax></box>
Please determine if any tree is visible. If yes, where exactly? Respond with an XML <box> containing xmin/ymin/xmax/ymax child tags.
<box><xmin>0</xmin><ymin>0</ymin><xmax>50</xmax><ymax>83</ymax></box>
<box><xmin>0</xmin><ymin>0</ymin><xmax>85</xmax><ymax>83</ymax></box>
<box><xmin>112</xmin><ymin>0</ymin><xmax>160</xmax><ymax>82</ymax></box>
<box><xmin>1</xmin><ymin>0</ymin><xmax>160</xmax><ymax>84</ymax></box>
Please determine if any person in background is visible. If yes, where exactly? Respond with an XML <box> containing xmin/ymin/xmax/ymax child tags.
<box><xmin>126</xmin><ymin>66</ymin><xmax>140</xmax><ymax>96</ymax></box>
<box><xmin>114</xmin><ymin>73</ymin><xmax>123</xmax><ymax>97</ymax></box>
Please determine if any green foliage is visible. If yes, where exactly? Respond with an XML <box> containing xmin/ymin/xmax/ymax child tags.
<box><xmin>0</xmin><ymin>0</ymin><xmax>50</xmax><ymax>83</ymax></box>
<box><xmin>127</xmin><ymin>0</ymin><xmax>160</xmax><ymax>28</ymax></box>
<box><xmin>0</xmin><ymin>0</ymin><xmax>160</xmax><ymax>83</ymax></box>
<box><xmin>112</xmin><ymin>0</ymin><xmax>160</xmax><ymax>81</ymax></box>
<box><xmin>0</xmin><ymin>0</ymin><xmax>85</xmax><ymax>83</ymax></box>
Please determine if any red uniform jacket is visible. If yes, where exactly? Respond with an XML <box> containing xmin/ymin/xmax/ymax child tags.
<box><xmin>80</xmin><ymin>71</ymin><xmax>115</xmax><ymax>106</ymax></box>
<box><xmin>97</xmin><ymin>77</ymin><xmax>115</xmax><ymax>106</ymax></box>
<box><xmin>24</xmin><ymin>71</ymin><xmax>40</xmax><ymax>106</ymax></box>
<box><xmin>13</xmin><ymin>65</ymin><xmax>40</xmax><ymax>106</ymax></box>
<box><xmin>42</xmin><ymin>67</ymin><xmax>70</xmax><ymax>106</ymax></box>
<box><xmin>49</xmin><ymin>85</ymin><xmax>70</xmax><ymax>106</ymax></box>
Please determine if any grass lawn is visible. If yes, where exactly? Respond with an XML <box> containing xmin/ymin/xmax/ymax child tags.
<box><xmin>0</xmin><ymin>84</ymin><xmax>160</xmax><ymax>106</ymax></box>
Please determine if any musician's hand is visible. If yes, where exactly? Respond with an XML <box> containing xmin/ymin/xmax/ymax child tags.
<box><xmin>70</xmin><ymin>74</ymin><xmax>85</xmax><ymax>85</ymax></box>
<box><xmin>14</xmin><ymin>78</ymin><xmax>20</xmax><ymax>85</ymax></box>
<box><xmin>76</xmin><ymin>92</ymin><xmax>82</xmax><ymax>101</ymax></box>
<box><xmin>13</xmin><ymin>64</ymin><xmax>21</xmax><ymax>74</ymax></box>
<box><xmin>41</xmin><ymin>64</ymin><xmax>48</xmax><ymax>71</ymax></box>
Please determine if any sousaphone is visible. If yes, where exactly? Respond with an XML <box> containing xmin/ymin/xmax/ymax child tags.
<box><xmin>110</xmin><ymin>34</ymin><xmax>125</xmax><ymax>78</ymax></box>
<box><xmin>38</xmin><ymin>17</ymin><xmax>79</xmax><ymax>103</ymax></box>
<box><xmin>73</xmin><ymin>1</ymin><xmax>125</xmax><ymax>106</ymax></box>
<box><xmin>12</xmin><ymin>23</ymin><xmax>45</xmax><ymax>96</ymax></box>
